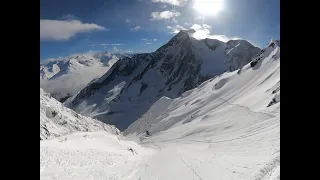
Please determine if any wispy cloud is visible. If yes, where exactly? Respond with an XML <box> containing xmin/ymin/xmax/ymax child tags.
<box><xmin>203</xmin><ymin>24</ymin><xmax>211</xmax><ymax>29</ymax></box>
<box><xmin>112</xmin><ymin>43</ymin><xmax>124</xmax><ymax>46</ymax></box>
<box><xmin>100</xmin><ymin>43</ymin><xmax>124</xmax><ymax>46</ymax></box>
<box><xmin>151</xmin><ymin>0</ymin><xmax>187</xmax><ymax>6</ymax></box>
<box><xmin>130</xmin><ymin>26</ymin><xmax>141</xmax><ymax>31</ymax></box>
<box><xmin>112</xmin><ymin>46</ymin><xmax>123</xmax><ymax>52</ymax></box>
<box><xmin>141</xmin><ymin>38</ymin><xmax>157</xmax><ymax>44</ymax></box>
<box><xmin>159</xmin><ymin>4</ymin><xmax>167</xmax><ymax>8</ymax></box>
<box><xmin>60</xmin><ymin>14</ymin><xmax>77</xmax><ymax>20</ymax></box>
<box><xmin>40</xmin><ymin>19</ymin><xmax>106</xmax><ymax>41</ymax></box>
<box><xmin>126</xmin><ymin>18</ymin><xmax>131</xmax><ymax>23</ymax></box>
<box><xmin>190</xmin><ymin>24</ymin><xmax>241</xmax><ymax>42</ymax></box>
<box><xmin>194</xmin><ymin>16</ymin><xmax>204</xmax><ymax>21</ymax></box>
<box><xmin>167</xmin><ymin>25</ymin><xmax>187</xmax><ymax>34</ymax></box>
<box><xmin>150</xmin><ymin>11</ymin><xmax>180</xmax><ymax>20</ymax></box>
<box><xmin>166</xmin><ymin>23</ymin><xmax>242</xmax><ymax>43</ymax></box>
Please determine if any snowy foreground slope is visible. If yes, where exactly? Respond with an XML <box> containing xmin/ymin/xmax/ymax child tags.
<box><xmin>41</xmin><ymin>40</ymin><xmax>279</xmax><ymax>180</ymax></box>
<box><xmin>40</xmin><ymin>131</ymin><xmax>155</xmax><ymax>180</ymax></box>
<box><xmin>40</xmin><ymin>88</ymin><xmax>120</xmax><ymax>140</ymax></box>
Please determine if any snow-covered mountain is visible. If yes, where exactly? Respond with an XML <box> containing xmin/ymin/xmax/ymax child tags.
<box><xmin>123</xmin><ymin>39</ymin><xmax>280</xmax><ymax>179</ymax></box>
<box><xmin>40</xmin><ymin>52</ymin><xmax>131</xmax><ymax>102</ymax></box>
<box><xmin>66</xmin><ymin>30</ymin><xmax>261</xmax><ymax>130</ymax></box>
<box><xmin>40</xmin><ymin>88</ymin><xmax>120</xmax><ymax>140</ymax></box>
<box><xmin>126</xmin><ymin>38</ymin><xmax>280</xmax><ymax>136</ymax></box>
<box><xmin>40</xmin><ymin>39</ymin><xmax>279</xmax><ymax>180</ymax></box>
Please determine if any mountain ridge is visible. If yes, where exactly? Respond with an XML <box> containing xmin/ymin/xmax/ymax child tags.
<box><xmin>66</xmin><ymin>30</ymin><xmax>265</xmax><ymax>130</ymax></box>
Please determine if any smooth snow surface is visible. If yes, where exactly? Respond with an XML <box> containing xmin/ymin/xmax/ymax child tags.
<box><xmin>41</xmin><ymin>40</ymin><xmax>279</xmax><ymax>180</ymax></box>
<box><xmin>40</xmin><ymin>131</ymin><xmax>154</xmax><ymax>180</ymax></box>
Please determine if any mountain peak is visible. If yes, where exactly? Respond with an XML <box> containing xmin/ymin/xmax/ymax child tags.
<box><xmin>171</xmin><ymin>29</ymin><xmax>196</xmax><ymax>40</ymax></box>
<box><xmin>267</xmin><ymin>38</ymin><xmax>280</xmax><ymax>47</ymax></box>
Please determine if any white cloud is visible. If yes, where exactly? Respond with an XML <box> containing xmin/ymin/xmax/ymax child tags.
<box><xmin>126</xmin><ymin>18</ymin><xmax>131</xmax><ymax>23</ymax></box>
<box><xmin>189</xmin><ymin>24</ymin><xmax>241</xmax><ymax>42</ymax></box>
<box><xmin>130</xmin><ymin>26</ymin><xmax>141</xmax><ymax>31</ymax></box>
<box><xmin>165</xmin><ymin>23</ymin><xmax>242</xmax><ymax>43</ymax></box>
<box><xmin>141</xmin><ymin>38</ymin><xmax>149</xmax><ymax>41</ymax></box>
<box><xmin>151</xmin><ymin>0</ymin><xmax>188</xmax><ymax>6</ymax></box>
<box><xmin>190</xmin><ymin>24</ymin><xmax>202</xmax><ymax>30</ymax></box>
<box><xmin>167</xmin><ymin>25</ymin><xmax>187</xmax><ymax>34</ymax></box>
<box><xmin>89</xmin><ymin>44</ymin><xmax>95</xmax><ymax>47</ymax></box>
<box><xmin>208</xmin><ymin>35</ymin><xmax>241</xmax><ymax>42</ymax></box>
<box><xmin>145</xmin><ymin>42</ymin><xmax>153</xmax><ymax>44</ymax></box>
<box><xmin>154</xmin><ymin>39</ymin><xmax>157</xmax><ymax>41</ymax></box>
<box><xmin>151</xmin><ymin>11</ymin><xmax>180</xmax><ymax>20</ymax></box>
<box><xmin>67</xmin><ymin>50</ymin><xmax>99</xmax><ymax>58</ymax></box>
<box><xmin>112</xmin><ymin>43</ymin><xmax>124</xmax><ymax>46</ymax></box>
<box><xmin>184</xmin><ymin>22</ymin><xmax>192</xmax><ymax>26</ymax></box>
<box><xmin>203</xmin><ymin>24</ymin><xmax>211</xmax><ymax>29</ymax></box>
<box><xmin>40</xmin><ymin>19</ymin><xmax>106</xmax><ymax>41</ymax></box>
<box><xmin>40</xmin><ymin>66</ymin><xmax>108</xmax><ymax>99</ymax></box>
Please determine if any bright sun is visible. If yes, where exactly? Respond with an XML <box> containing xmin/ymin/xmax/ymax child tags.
<box><xmin>193</xmin><ymin>0</ymin><xmax>224</xmax><ymax>16</ymax></box>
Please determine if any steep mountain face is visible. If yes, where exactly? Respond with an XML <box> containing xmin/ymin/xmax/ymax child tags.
<box><xmin>40</xmin><ymin>88</ymin><xmax>120</xmax><ymax>140</ymax></box>
<box><xmin>66</xmin><ymin>30</ymin><xmax>261</xmax><ymax>130</ymax></box>
<box><xmin>40</xmin><ymin>52</ymin><xmax>130</xmax><ymax>102</ymax></box>
<box><xmin>123</xmin><ymin>39</ymin><xmax>280</xmax><ymax>180</ymax></box>
<box><xmin>125</xmin><ymin>39</ymin><xmax>280</xmax><ymax>136</ymax></box>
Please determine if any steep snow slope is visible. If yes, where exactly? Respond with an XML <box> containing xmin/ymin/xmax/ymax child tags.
<box><xmin>123</xmin><ymin>39</ymin><xmax>280</xmax><ymax>180</ymax></box>
<box><xmin>40</xmin><ymin>52</ymin><xmax>130</xmax><ymax>102</ymax></box>
<box><xmin>67</xmin><ymin>30</ymin><xmax>261</xmax><ymax>130</ymax></box>
<box><xmin>40</xmin><ymin>88</ymin><xmax>120</xmax><ymax>140</ymax></box>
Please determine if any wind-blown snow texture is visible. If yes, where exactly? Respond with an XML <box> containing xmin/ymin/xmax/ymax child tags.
<box><xmin>40</xmin><ymin>39</ymin><xmax>279</xmax><ymax>180</ymax></box>
<box><xmin>67</xmin><ymin>30</ymin><xmax>261</xmax><ymax>130</ymax></box>
<box><xmin>40</xmin><ymin>88</ymin><xmax>120</xmax><ymax>140</ymax></box>
<box><xmin>40</xmin><ymin>52</ymin><xmax>132</xmax><ymax>102</ymax></box>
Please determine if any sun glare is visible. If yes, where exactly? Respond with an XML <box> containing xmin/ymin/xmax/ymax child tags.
<box><xmin>193</xmin><ymin>0</ymin><xmax>224</xmax><ymax>16</ymax></box>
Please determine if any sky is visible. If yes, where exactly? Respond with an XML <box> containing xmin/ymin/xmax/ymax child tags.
<box><xmin>40</xmin><ymin>0</ymin><xmax>280</xmax><ymax>61</ymax></box>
